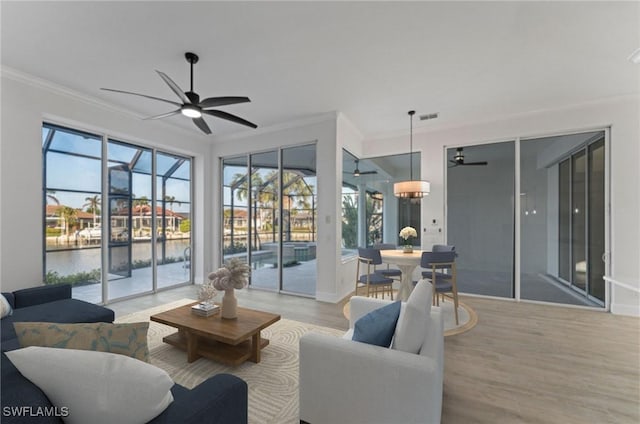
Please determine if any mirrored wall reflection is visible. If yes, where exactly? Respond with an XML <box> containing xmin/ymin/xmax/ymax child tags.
<box><xmin>340</xmin><ymin>149</ymin><xmax>421</xmax><ymax>256</ymax></box>
<box><xmin>520</xmin><ymin>131</ymin><xmax>605</xmax><ymax>306</ymax></box>
<box><xmin>447</xmin><ymin>142</ymin><xmax>515</xmax><ymax>298</ymax></box>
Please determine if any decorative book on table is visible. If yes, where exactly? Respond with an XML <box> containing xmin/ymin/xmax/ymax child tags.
<box><xmin>191</xmin><ymin>302</ymin><xmax>220</xmax><ymax>317</ymax></box>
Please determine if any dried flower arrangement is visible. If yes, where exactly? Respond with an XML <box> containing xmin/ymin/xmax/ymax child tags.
<box><xmin>208</xmin><ymin>258</ymin><xmax>250</xmax><ymax>291</ymax></box>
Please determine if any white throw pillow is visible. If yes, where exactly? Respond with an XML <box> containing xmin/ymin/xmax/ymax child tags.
<box><xmin>6</xmin><ymin>346</ymin><xmax>174</xmax><ymax>424</ymax></box>
<box><xmin>0</xmin><ymin>294</ymin><xmax>12</xmax><ymax>318</ymax></box>
<box><xmin>392</xmin><ymin>280</ymin><xmax>432</xmax><ymax>354</ymax></box>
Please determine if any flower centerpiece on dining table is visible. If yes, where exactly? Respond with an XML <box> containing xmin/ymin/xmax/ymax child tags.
<box><xmin>207</xmin><ymin>258</ymin><xmax>250</xmax><ymax>319</ymax></box>
<box><xmin>399</xmin><ymin>226</ymin><xmax>418</xmax><ymax>253</ymax></box>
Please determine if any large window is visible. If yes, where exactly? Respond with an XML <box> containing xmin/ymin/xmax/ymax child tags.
<box><xmin>43</xmin><ymin>123</ymin><xmax>193</xmax><ymax>303</ymax></box>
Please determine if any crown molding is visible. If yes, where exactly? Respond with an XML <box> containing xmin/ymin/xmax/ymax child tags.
<box><xmin>337</xmin><ymin>112</ymin><xmax>364</xmax><ymax>141</ymax></box>
<box><xmin>212</xmin><ymin>111</ymin><xmax>339</xmax><ymax>143</ymax></box>
<box><xmin>1</xmin><ymin>66</ymin><xmax>148</xmax><ymax>118</ymax></box>
<box><xmin>366</xmin><ymin>93</ymin><xmax>639</xmax><ymax>142</ymax></box>
<box><xmin>1</xmin><ymin>66</ymin><xmax>211</xmax><ymax>139</ymax></box>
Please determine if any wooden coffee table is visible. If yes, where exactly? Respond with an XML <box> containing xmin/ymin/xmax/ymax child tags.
<box><xmin>150</xmin><ymin>302</ymin><xmax>281</xmax><ymax>366</ymax></box>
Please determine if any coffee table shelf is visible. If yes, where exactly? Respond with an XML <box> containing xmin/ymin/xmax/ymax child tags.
<box><xmin>151</xmin><ymin>302</ymin><xmax>281</xmax><ymax>366</ymax></box>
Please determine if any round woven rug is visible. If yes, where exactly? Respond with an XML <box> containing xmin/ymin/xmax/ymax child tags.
<box><xmin>342</xmin><ymin>293</ymin><xmax>477</xmax><ymax>337</ymax></box>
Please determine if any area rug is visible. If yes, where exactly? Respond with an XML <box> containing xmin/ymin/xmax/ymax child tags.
<box><xmin>342</xmin><ymin>292</ymin><xmax>477</xmax><ymax>337</ymax></box>
<box><xmin>116</xmin><ymin>300</ymin><xmax>343</xmax><ymax>424</ymax></box>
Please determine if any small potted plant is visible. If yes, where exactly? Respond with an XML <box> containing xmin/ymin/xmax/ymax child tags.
<box><xmin>399</xmin><ymin>226</ymin><xmax>417</xmax><ymax>253</ymax></box>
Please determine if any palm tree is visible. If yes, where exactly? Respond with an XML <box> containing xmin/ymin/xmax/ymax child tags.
<box><xmin>46</xmin><ymin>190</ymin><xmax>60</xmax><ymax>205</ymax></box>
<box><xmin>163</xmin><ymin>195</ymin><xmax>182</xmax><ymax>232</ymax></box>
<box><xmin>58</xmin><ymin>206</ymin><xmax>78</xmax><ymax>239</ymax></box>
<box><xmin>133</xmin><ymin>196</ymin><xmax>149</xmax><ymax>236</ymax></box>
<box><xmin>163</xmin><ymin>195</ymin><xmax>181</xmax><ymax>212</ymax></box>
<box><xmin>83</xmin><ymin>195</ymin><xmax>100</xmax><ymax>226</ymax></box>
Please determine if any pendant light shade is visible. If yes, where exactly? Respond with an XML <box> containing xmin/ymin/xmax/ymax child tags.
<box><xmin>393</xmin><ymin>110</ymin><xmax>430</xmax><ymax>198</ymax></box>
<box><xmin>393</xmin><ymin>180</ymin><xmax>431</xmax><ymax>198</ymax></box>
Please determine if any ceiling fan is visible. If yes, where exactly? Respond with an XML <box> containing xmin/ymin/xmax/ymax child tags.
<box><xmin>345</xmin><ymin>159</ymin><xmax>377</xmax><ymax>177</ymax></box>
<box><xmin>101</xmin><ymin>52</ymin><xmax>257</xmax><ymax>135</ymax></box>
<box><xmin>449</xmin><ymin>148</ymin><xmax>488</xmax><ymax>167</ymax></box>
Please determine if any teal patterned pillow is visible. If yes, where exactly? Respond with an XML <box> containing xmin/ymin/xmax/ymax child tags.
<box><xmin>13</xmin><ymin>322</ymin><xmax>149</xmax><ymax>362</ymax></box>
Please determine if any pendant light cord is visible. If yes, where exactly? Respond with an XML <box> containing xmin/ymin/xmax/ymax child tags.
<box><xmin>190</xmin><ymin>62</ymin><xmax>194</xmax><ymax>92</ymax></box>
<box><xmin>409</xmin><ymin>110</ymin><xmax>415</xmax><ymax>181</ymax></box>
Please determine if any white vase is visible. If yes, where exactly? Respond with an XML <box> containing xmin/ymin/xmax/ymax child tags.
<box><xmin>221</xmin><ymin>288</ymin><xmax>238</xmax><ymax>319</ymax></box>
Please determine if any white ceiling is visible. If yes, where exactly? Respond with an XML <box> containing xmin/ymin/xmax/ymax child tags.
<box><xmin>1</xmin><ymin>1</ymin><xmax>638</xmax><ymax>140</ymax></box>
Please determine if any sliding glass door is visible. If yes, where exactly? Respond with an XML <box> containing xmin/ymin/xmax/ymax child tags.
<box><xmin>248</xmin><ymin>150</ymin><xmax>280</xmax><ymax>291</ymax></box>
<box><xmin>221</xmin><ymin>144</ymin><xmax>317</xmax><ymax>297</ymax></box>
<box><xmin>553</xmin><ymin>133</ymin><xmax>605</xmax><ymax>303</ymax></box>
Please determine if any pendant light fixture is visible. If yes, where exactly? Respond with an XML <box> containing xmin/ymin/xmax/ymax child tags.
<box><xmin>393</xmin><ymin>110</ymin><xmax>430</xmax><ymax>198</ymax></box>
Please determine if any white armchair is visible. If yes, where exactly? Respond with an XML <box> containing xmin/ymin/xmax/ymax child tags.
<box><xmin>299</xmin><ymin>281</ymin><xmax>444</xmax><ymax>424</ymax></box>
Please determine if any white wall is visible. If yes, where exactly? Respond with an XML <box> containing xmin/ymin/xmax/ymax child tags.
<box><xmin>365</xmin><ymin>95</ymin><xmax>640</xmax><ymax>316</ymax></box>
<box><xmin>212</xmin><ymin>113</ymin><xmax>353</xmax><ymax>302</ymax></box>
<box><xmin>0</xmin><ymin>70</ymin><xmax>212</xmax><ymax>293</ymax></box>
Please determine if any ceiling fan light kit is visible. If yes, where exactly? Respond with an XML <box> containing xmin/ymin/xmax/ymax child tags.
<box><xmin>101</xmin><ymin>52</ymin><xmax>257</xmax><ymax>135</ymax></box>
<box><xmin>449</xmin><ymin>147</ymin><xmax>488</xmax><ymax>167</ymax></box>
<box><xmin>393</xmin><ymin>110</ymin><xmax>430</xmax><ymax>199</ymax></box>
<box><xmin>351</xmin><ymin>159</ymin><xmax>377</xmax><ymax>177</ymax></box>
<box><xmin>181</xmin><ymin>104</ymin><xmax>202</xmax><ymax>118</ymax></box>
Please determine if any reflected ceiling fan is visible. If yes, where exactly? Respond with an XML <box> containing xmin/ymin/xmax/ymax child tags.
<box><xmin>101</xmin><ymin>52</ymin><xmax>257</xmax><ymax>135</ymax></box>
<box><xmin>449</xmin><ymin>148</ymin><xmax>488</xmax><ymax>167</ymax></box>
<box><xmin>345</xmin><ymin>159</ymin><xmax>377</xmax><ymax>177</ymax></box>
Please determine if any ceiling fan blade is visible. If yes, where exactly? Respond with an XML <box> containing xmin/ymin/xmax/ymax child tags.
<box><xmin>360</xmin><ymin>170</ymin><xmax>378</xmax><ymax>175</ymax></box>
<box><xmin>199</xmin><ymin>96</ymin><xmax>251</xmax><ymax>109</ymax></box>
<box><xmin>143</xmin><ymin>109</ymin><xmax>181</xmax><ymax>120</ymax></box>
<box><xmin>192</xmin><ymin>117</ymin><xmax>212</xmax><ymax>135</ymax></box>
<box><xmin>100</xmin><ymin>88</ymin><xmax>181</xmax><ymax>107</ymax></box>
<box><xmin>203</xmin><ymin>110</ymin><xmax>258</xmax><ymax>128</ymax></box>
<box><xmin>156</xmin><ymin>70</ymin><xmax>191</xmax><ymax>104</ymax></box>
<box><xmin>463</xmin><ymin>161</ymin><xmax>488</xmax><ymax>166</ymax></box>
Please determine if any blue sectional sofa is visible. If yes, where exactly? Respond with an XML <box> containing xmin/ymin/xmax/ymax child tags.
<box><xmin>1</xmin><ymin>284</ymin><xmax>248</xmax><ymax>424</ymax></box>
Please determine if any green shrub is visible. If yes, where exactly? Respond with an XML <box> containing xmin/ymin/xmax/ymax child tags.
<box><xmin>46</xmin><ymin>228</ymin><xmax>62</xmax><ymax>237</ymax></box>
<box><xmin>45</xmin><ymin>269</ymin><xmax>101</xmax><ymax>286</ymax></box>
<box><xmin>224</xmin><ymin>242</ymin><xmax>247</xmax><ymax>255</ymax></box>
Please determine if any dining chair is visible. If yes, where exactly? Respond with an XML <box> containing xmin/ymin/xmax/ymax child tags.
<box><xmin>420</xmin><ymin>251</ymin><xmax>459</xmax><ymax>324</ymax></box>
<box><xmin>421</xmin><ymin>245</ymin><xmax>456</xmax><ymax>279</ymax></box>
<box><xmin>355</xmin><ymin>248</ymin><xmax>394</xmax><ymax>299</ymax></box>
<box><xmin>371</xmin><ymin>243</ymin><xmax>402</xmax><ymax>281</ymax></box>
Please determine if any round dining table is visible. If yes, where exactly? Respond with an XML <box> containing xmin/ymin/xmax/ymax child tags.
<box><xmin>379</xmin><ymin>249</ymin><xmax>424</xmax><ymax>301</ymax></box>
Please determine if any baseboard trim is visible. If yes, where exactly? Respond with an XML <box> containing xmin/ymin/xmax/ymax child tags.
<box><xmin>610</xmin><ymin>302</ymin><xmax>640</xmax><ymax>317</ymax></box>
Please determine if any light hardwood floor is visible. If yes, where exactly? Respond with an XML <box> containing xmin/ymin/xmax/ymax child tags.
<box><xmin>108</xmin><ymin>286</ymin><xmax>640</xmax><ymax>423</ymax></box>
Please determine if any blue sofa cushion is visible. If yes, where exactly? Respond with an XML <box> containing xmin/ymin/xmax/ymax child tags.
<box><xmin>352</xmin><ymin>301</ymin><xmax>401</xmax><ymax>347</ymax></box>
<box><xmin>1</xmin><ymin>353</ymin><xmax>60</xmax><ymax>424</ymax></box>
<box><xmin>149</xmin><ymin>374</ymin><xmax>248</xmax><ymax>424</ymax></box>
<box><xmin>1</xmin><ymin>299</ymin><xmax>115</xmax><ymax>345</ymax></box>
<box><xmin>13</xmin><ymin>285</ymin><xmax>71</xmax><ymax>308</ymax></box>
<box><xmin>2</xmin><ymin>293</ymin><xmax>15</xmax><ymax>310</ymax></box>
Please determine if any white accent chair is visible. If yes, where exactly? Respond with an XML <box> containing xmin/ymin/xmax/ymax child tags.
<box><xmin>299</xmin><ymin>281</ymin><xmax>444</xmax><ymax>424</ymax></box>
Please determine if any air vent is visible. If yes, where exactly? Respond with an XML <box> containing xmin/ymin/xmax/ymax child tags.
<box><xmin>420</xmin><ymin>113</ymin><xmax>439</xmax><ymax>121</ymax></box>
